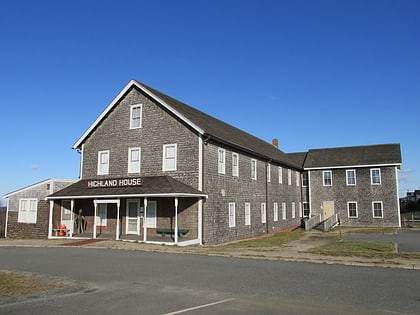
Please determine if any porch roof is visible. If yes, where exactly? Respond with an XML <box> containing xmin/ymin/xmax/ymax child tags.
<box><xmin>47</xmin><ymin>176</ymin><xmax>207</xmax><ymax>200</ymax></box>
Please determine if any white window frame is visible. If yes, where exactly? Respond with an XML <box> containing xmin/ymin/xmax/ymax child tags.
<box><xmin>128</xmin><ymin>147</ymin><xmax>141</xmax><ymax>174</ymax></box>
<box><xmin>346</xmin><ymin>169</ymin><xmax>356</xmax><ymax>186</ymax></box>
<box><xmin>372</xmin><ymin>201</ymin><xmax>383</xmax><ymax>218</ymax></box>
<box><xmin>299</xmin><ymin>202</ymin><xmax>302</xmax><ymax>218</ymax></box>
<box><xmin>303</xmin><ymin>202</ymin><xmax>310</xmax><ymax>217</ymax></box>
<box><xmin>282</xmin><ymin>202</ymin><xmax>287</xmax><ymax>220</ymax></box>
<box><xmin>323</xmin><ymin>170</ymin><xmax>332</xmax><ymax>186</ymax></box>
<box><xmin>129</xmin><ymin>104</ymin><xmax>142</xmax><ymax>129</ymax></box>
<box><xmin>232</xmin><ymin>152</ymin><xmax>239</xmax><ymax>177</ymax></box>
<box><xmin>267</xmin><ymin>163</ymin><xmax>271</xmax><ymax>183</ymax></box>
<box><xmin>97</xmin><ymin>150</ymin><xmax>110</xmax><ymax>175</ymax></box>
<box><xmin>18</xmin><ymin>198</ymin><xmax>37</xmax><ymax>223</ymax></box>
<box><xmin>278</xmin><ymin>167</ymin><xmax>283</xmax><ymax>184</ymax></box>
<box><xmin>96</xmin><ymin>203</ymin><xmax>107</xmax><ymax>226</ymax></box>
<box><xmin>244</xmin><ymin>202</ymin><xmax>251</xmax><ymax>226</ymax></box>
<box><xmin>296</xmin><ymin>171</ymin><xmax>300</xmax><ymax>187</ymax></box>
<box><xmin>348</xmin><ymin>201</ymin><xmax>358</xmax><ymax>218</ymax></box>
<box><xmin>292</xmin><ymin>202</ymin><xmax>296</xmax><ymax>219</ymax></box>
<box><xmin>228</xmin><ymin>202</ymin><xmax>236</xmax><ymax>228</ymax></box>
<box><xmin>162</xmin><ymin>144</ymin><xmax>177</xmax><ymax>171</ymax></box>
<box><xmin>302</xmin><ymin>172</ymin><xmax>309</xmax><ymax>187</ymax></box>
<box><xmin>273</xmin><ymin>202</ymin><xmax>278</xmax><ymax>222</ymax></box>
<box><xmin>251</xmin><ymin>159</ymin><xmax>257</xmax><ymax>180</ymax></box>
<box><xmin>261</xmin><ymin>203</ymin><xmax>266</xmax><ymax>224</ymax></box>
<box><xmin>371</xmin><ymin>168</ymin><xmax>381</xmax><ymax>185</ymax></box>
<box><xmin>218</xmin><ymin>148</ymin><xmax>226</xmax><ymax>174</ymax></box>
<box><xmin>287</xmin><ymin>169</ymin><xmax>292</xmax><ymax>186</ymax></box>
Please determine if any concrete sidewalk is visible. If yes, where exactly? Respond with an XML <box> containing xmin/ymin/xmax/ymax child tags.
<box><xmin>1</xmin><ymin>229</ymin><xmax>419</xmax><ymax>270</ymax></box>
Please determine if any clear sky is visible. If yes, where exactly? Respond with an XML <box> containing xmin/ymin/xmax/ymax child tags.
<box><xmin>1</xmin><ymin>0</ymin><xmax>419</xmax><ymax>204</ymax></box>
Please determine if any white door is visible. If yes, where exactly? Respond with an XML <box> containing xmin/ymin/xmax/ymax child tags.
<box><xmin>126</xmin><ymin>199</ymin><xmax>140</xmax><ymax>234</ymax></box>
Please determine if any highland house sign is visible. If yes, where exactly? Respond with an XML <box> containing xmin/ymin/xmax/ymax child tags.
<box><xmin>87</xmin><ymin>178</ymin><xmax>142</xmax><ymax>188</ymax></box>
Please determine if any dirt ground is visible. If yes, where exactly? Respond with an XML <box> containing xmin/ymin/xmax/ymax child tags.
<box><xmin>1</xmin><ymin>229</ymin><xmax>419</xmax><ymax>270</ymax></box>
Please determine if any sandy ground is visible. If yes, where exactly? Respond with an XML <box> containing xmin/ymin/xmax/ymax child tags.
<box><xmin>1</xmin><ymin>229</ymin><xmax>419</xmax><ymax>270</ymax></box>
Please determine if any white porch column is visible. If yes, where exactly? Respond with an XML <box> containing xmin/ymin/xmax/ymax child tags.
<box><xmin>198</xmin><ymin>199</ymin><xmax>203</xmax><ymax>245</ymax></box>
<box><xmin>174</xmin><ymin>197</ymin><xmax>179</xmax><ymax>244</ymax></box>
<box><xmin>93</xmin><ymin>201</ymin><xmax>97</xmax><ymax>239</ymax></box>
<box><xmin>70</xmin><ymin>199</ymin><xmax>75</xmax><ymax>237</ymax></box>
<box><xmin>116</xmin><ymin>199</ymin><xmax>120</xmax><ymax>240</ymax></box>
<box><xmin>143</xmin><ymin>198</ymin><xmax>148</xmax><ymax>242</ymax></box>
<box><xmin>48</xmin><ymin>200</ymin><xmax>54</xmax><ymax>238</ymax></box>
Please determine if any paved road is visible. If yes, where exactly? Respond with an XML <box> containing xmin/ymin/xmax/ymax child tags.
<box><xmin>1</xmin><ymin>247</ymin><xmax>419</xmax><ymax>314</ymax></box>
<box><xmin>347</xmin><ymin>229</ymin><xmax>420</xmax><ymax>252</ymax></box>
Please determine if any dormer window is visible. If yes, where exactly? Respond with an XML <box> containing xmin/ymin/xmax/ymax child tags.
<box><xmin>130</xmin><ymin>104</ymin><xmax>142</xmax><ymax>129</ymax></box>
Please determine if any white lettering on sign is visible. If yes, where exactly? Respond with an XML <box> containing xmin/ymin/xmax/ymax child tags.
<box><xmin>87</xmin><ymin>178</ymin><xmax>142</xmax><ymax>188</ymax></box>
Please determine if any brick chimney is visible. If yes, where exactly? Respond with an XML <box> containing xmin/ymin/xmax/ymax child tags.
<box><xmin>272</xmin><ymin>138</ymin><xmax>279</xmax><ymax>149</ymax></box>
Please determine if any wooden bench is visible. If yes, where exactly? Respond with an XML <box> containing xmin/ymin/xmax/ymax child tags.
<box><xmin>156</xmin><ymin>228</ymin><xmax>189</xmax><ymax>238</ymax></box>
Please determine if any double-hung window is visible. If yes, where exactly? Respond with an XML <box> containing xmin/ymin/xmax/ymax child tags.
<box><xmin>261</xmin><ymin>203</ymin><xmax>266</xmax><ymax>223</ymax></box>
<box><xmin>97</xmin><ymin>150</ymin><xmax>110</xmax><ymax>175</ymax></box>
<box><xmin>292</xmin><ymin>202</ymin><xmax>296</xmax><ymax>218</ymax></box>
<box><xmin>273</xmin><ymin>202</ymin><xmax>278</xmax><ymax>222</ymax></box>
<box><xmin>287</xmin><ymin>169</ymin><xmax>292</xmax><ymax>185</ymax></box>
<box><xmin>163</xmin><ymin>144</ymin><xmax>177</xmax><ymax>171</ymax></box>
<box><xmin>348</xmin><ymin>202</ymin><xmax>358</xmax><ymax>218</ymax></box>
<box><xmin>302</xmin><ymin>172</ymin><xmax>309</xmax><ymax>187</ymax></box>
<box><xmin>232</xmin><ymin>153</ymin><xmax>239</xmax><ymax>177</ymax></box>
<box><xmin>323</xmin><ymin>170</ymin><xmax>332</xmax><ymax>186</ymax></box>
<box><xmin>218</xmin><ymin>148</ymin><xmax>226</xmax><ymax>174</ymax></box>
<box><xmin>303</xmin><ymin>202</ymin><xmax>310</xmax><ymax>217</ymax></box>
<box><xmin>130</xmin><ymin>104</ymin><xmax>142</xmax><ymax>129</ymax></box>
<box><xmin>18</xmin><ymin>198</ymin><xmax>37</xmax><ymax>223</ymax></box>
<box><xmin>228</xmin><ymin>202</ymin><xmax>236</xmax><ymax>228</ymax></box>
<box><xmin>372</xmin><ymin>201</ymin><xmax>383</xmax><ymax>218</ymax></box>
<box><xmin>371</xmin><ymin>168</ymin><xmax>381</xmax><ymax>185</ymax></box>
<box><xmin>346</xmin><ymin>170</ymin><xmax>356</xmax><ymax>186</ymax></box>
<box><xmin>267</xmin><ymin>163</ymin><xmax>271</xmax><ymax>182</ymax></box>
<box><xmin>244</xmin><ymin>202</ymin><xmax>251</xmax><ymax>226</ymax></box>
<box><xmin>278</xmin><ymin>167</ymin><xmax>283</xmax><ymax>184</ymax></box>
<box><xmin>128</xmin><ymin>147</ymin><xmax>141</xmax><ymax>174</ymax></box>
<box><xmin>296</xmin><ymin>171</ymin><xmax>300</xmax><ymax>186</ymax></box>
<box><xmin>251</xmin><ymin>159</ymin><xmax>257</xmax><ymax>180</ymax></box>
<box><xmin>282</xmin><ymin>202</ymin><xmax>287</xmax><ymax>220</ymax></box>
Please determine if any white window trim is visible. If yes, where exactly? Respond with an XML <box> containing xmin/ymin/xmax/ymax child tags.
<box><xmin>347</xmin><ymin>201</ymin><xmax>358</xmax><ymax>218</ymax></box>
<box><xmin>292</xmin><ymin>202</ymin><xmax>296</xmax><ymax>219</ymax></box>
<box><xmin>296</xmin><ymin>171</ymin><xmax>300</xmax><ymax>187</ymax></box>
<box><xmin>346</xmin><ymin>169</ymin><xmax>357</xmax><ymax>186</ymax></box>
<box><xmin>282</xmin><ymin>202</ymin><xmax>287</xmax><ymax>220</ymax></box>
<box><xmin>18</xmin><ymin>198</ymin><xmax>38</xmax><ymax>223</ymax></box>
<box><xmin>267</xmin><ymin>163</ymin><xmax>271</xmax><ymax>183</ymax></box>
<box><xmin>278</xmin><ymin>167</ymin><xmax>283</xmax><ymax>184</ymax></box>
<box><xmin>303</xmin><ymin>202</ymin><xmax>310</xmax><ymax>217</ymax></box>
<box><xmin>218</xmin><ymin>148</ymin><xmax>226</xmax><ymax>174</ymax></box>
<box><xmin>323</xmin><ymin>170</ymin><xmax>332</xmax><ymax>186</ymax></box>
<box><xmin>371</xmin><ymin>168</ymin><xmax>381</xmax><ymax>185</ymax></box>
<box><xmin>228</xmin><ymin>202</ymin><xmax>236</xmax><ymax>228</ymax></box>
<box><xmin>251</xmin><ymin>159</ymin><xmax>257</xmax><ymax>180</ymax></box>
<box><xmin>287</xmin><ymin>169</ymin><xmax>292</xmax><ymax>186</ymax></box>
<box><xmin>372</xmin><ymin>201</ymin><xmax>383</xmax><ymax>218</ymax></box>
<box><xmin>97</xmin><ymin>150</ymin><xmax>110</xmax><ymax>175</ymax></box>
<box><xmin>162</xmin><ymin>144</ymin><xmax>177</xmax><ymax>171</ymax></box>
<box><xmin>232</xmin><ymin>152</ymin><xmax>239</xmax><ymax>177</ymax></box>
<box><xmin>129</xmin><ymin>104</ymin><xmax>142</xmax><ymax>129</ymax></box>
<box><xmin>128</xmin><ymin>147</ymin><xmax>141</xmax><ymax>174</ymax></box>
<box><xmin>273</xmin><ymin>202</ymin><xmax>278</xmax><ymax>222</ymax></box>
<box><xmin>245</xmin><ymin>202</ymin><xmax>251</xmax><ymax>226</ymax></box>
<box><xmin>261</xmin><ymin>203</ymin><xmax>266</xmax><ymax>224</ymax></box>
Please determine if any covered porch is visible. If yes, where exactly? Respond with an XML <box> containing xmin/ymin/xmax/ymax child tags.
<box><xmin>47</xmin><ymin>176</ymin><xmax>207</xmax><ymax>246</ymax></box>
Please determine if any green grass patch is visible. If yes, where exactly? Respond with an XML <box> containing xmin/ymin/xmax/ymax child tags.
<box><xmin>308</xmin><ymin>240</ymin><xmax>397</xmax><ymax>258</ymax></box>
<box><xmin>219</xmin><ymin>229</ymin><xmax>304</xmax><ymax>248</ymax></box>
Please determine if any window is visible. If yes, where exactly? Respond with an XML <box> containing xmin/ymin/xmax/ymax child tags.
<box><xmin>229</xmin><ymin>203</ymin><xmax>236</xmax><ymax>227</ymax></box>
<box><xmin>323</xmin><ymin>170</ymin><xmax>332</xmax><ymax>186</ymax></box>
<box><xmin>96</xmin><ymin>203</ymin><xmax>107</xmax><ymax>226</ymax></box>
<box><xmin>130</xmin><ymin>104</ymin><xmax>142</xmax><ymax>129</ymax></box>
<box><xmin>273</xmin><ymin>202</ymin><xmax>278</xmax><ymax>222</ymax></box>
<box><xmin>278</xmin><ymin>167</ymin><xmax>283</xmax><ymax>184</ymax></box>
<box><xmin>282</xmin><ymin>202</ymin><xmax>286</xmax><ymax>220</ymax></box>
<box><xmin>302</xmin><ymin>172</ymin><xmax>309</xmax><ymax>187</ymax></box>
<box><xmin>145</xmin><ymin>201</ymin><xmax>157</xmax><ymax>228</ymax></box>
<box><xmin>18</xmin><ymin>198</ymin><xmax>37</xmax><ymax>223</ymax></box>
<box><xmin>372</xmin><ymin>201</ymin><xmax>383</xmax><ymax>218</ymax></box>
<box><xmin>346</xmin><ymin>169</ymin><xmax>356</xmax><ymax>186</ymax></box>
<box><xmin>97</xmin><ymin>150</ymin><xmax>110</xmax><ymax>175</ymax></box>
<box><xmin>163</xmin><ymin>144</ymin><xmax>177</xmax><ymax>171</ymax></box>
<box><xmin>267</xmin><ymin>163</ymin><xmax>271</xmax><ymax>182</ymax></box>
<box><xmin>251</xmin><ymin>159</ymin><xmax>257</xmax><ymax>180</ymax></box>
<box><xmin>245</xmin><ymin>203</ymin><xmax>251</xmax><ymax>226</ymax></box>
<box><xmin>296</xmin><ymin>171</ymin><xmax>300</xmax><ymax>186</ymax></box>
<box><xmin>371</xmin><ymin>168</ymin><xmax>381</xmax><ymax>185</ymax></box>
<box><xmin>299</xmin><ymin>202</ymin><xmax>302</xmax><ymax>218</ymax></box>
<box><xmin>292</xmin><ymin>202</ymin><xmax>296</xmax><ymax>218</ymax></box>
<box><xmin>218</xmin><ymin>148</ymin><xmax>226</xmax><ymax>174</ymax></box>
<box><xmin>348</xmin><ymin>202</ymin><xmax>358</xmax><ymax>218</ymax></box>
<box><xmin>287</xmin><ymin>169</ymin><xmax>292</xmax><ymax>185</ymax></box>
<box><xmin>232</xmin><ymin>153</ymin><xmax>239</xmax><ymax>177</ymax></box>
<box><xmin>303</xmin><ymin>202</ymin><xmax>310</xmax><ymax>217</ymax></box>
<box><xmin>128</xmin><ymin>147</ymin><xmax>141</xmax><ymax>174</ymax></box>
<box><xmin>261</xmin><ymin>203</ymin><xmax>266</xmax><ymax>223</ymax></box>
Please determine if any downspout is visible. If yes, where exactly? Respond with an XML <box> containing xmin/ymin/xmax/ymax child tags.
<box><xmin>198</xmin><ymin>134</ymin><xmax>207</xmax><ymax>245</ymax></box>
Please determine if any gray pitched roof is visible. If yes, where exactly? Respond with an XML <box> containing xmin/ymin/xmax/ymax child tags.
<box><xmin>73</xmin><ymin>80</ymin><xmax>301</xmax><ymax>169</ymax></box>
<box><xmin>303</xmin><ymin>143</ymin><xmax>402</xmax><ymax>169</ymax></box>
<box><xmin>48</xmin><ymin>176</ymin><xmax>207</xmax><ymax>199</ymax></box>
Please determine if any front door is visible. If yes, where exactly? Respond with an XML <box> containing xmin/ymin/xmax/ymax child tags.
<box><xmin>126</xmin><ymin>199</ymin><xmax>140</xmax><ymax>234</ymax></box>
<box><xmin>323</xmin><ymin>201</ymin><xmax>335</xmax><ymax>220</ymax></box>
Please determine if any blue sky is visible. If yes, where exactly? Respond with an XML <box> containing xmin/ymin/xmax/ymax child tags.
<box><xmin>1</xmin><ymin>0</ymin><xmax>419</xmax><ymax>203</ymax></box>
